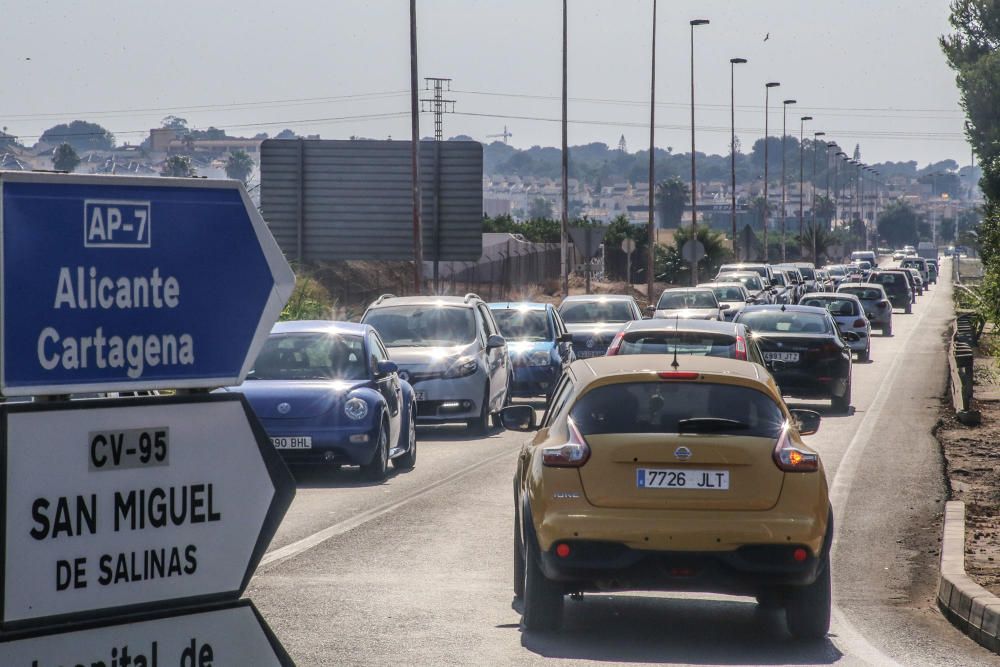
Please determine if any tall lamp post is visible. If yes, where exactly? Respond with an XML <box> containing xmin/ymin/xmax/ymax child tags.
<box><xmin>835</xmin><ymin>151</ymin><xmax>846</xmax><ymax>227</ymax></box>
<box><xmin>811</xmin><ymin>131</ymin><xmax>825</xmax><ymax>261</ymax></box>
<box><xmin>730</xmin><ymin>57</ymin><xmax>747</xmax><ymax>260</ymax></box>
<box><xmin>825</xmin><ymin>141</ymin><xmax>836</xmax><ymax>227</ymax></box>
<box><xmin>780</xmin><ymin>99</ymin><xmax>796</xmax><ymax>261</ymax></box>
<box><xmin>798</xmin><ymin>115</ymin><xmax>812</xmax><ymax>257</ymax></box>
<box><xmin>646</xmin><ymin>0</ymin><xmax>657</xmax><ymax>303</ymax></box>
<box><xmin>689</xmin><ymin>18</ymin><xmax>710</xmax><ymax>285</ymax></box>
<box><xmin>763</xmin><ymin>82</ymin><xmax>780</xmax><ymax>261</ymax></box>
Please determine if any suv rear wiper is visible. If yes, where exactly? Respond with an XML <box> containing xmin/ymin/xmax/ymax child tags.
<box><xmin>677</xmin><ymin>417</ymin><xmax>750</xmax><ymax>433</ymax></box>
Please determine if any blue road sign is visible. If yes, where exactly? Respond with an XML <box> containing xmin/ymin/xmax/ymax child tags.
<box><xmin>0</xmin><ymin>172</ymin><xmax>295</xmax><ymax>396</ymax></box>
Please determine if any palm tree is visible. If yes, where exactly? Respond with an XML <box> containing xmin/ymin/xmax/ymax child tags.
<box><xmin>799</xmin><ymin>224</ymin><xmax>838</xmax><ymax>264</ymax></box>
<box><xmin>673</xmin><ymin>224</ymin><xmax>734</xmax><ymax>278</ymax></box>
<box><xmin>655</xmin><ymin>177</ymin><xmax>689</xmax><ymax>228</ymax></box>
<box><xmin>225</xmin><ymin>150</ymin><xmax>255</xmax><ymax>184</ymax></box>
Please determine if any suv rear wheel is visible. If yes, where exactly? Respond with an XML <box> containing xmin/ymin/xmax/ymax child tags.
<box><xmin>784</xmin><ymin>551</ymin><xmax>831</xmax><ymax>640</ymax></box>
<box><xmin>522</xmin><ymin>535</ymin><xmax>563</xmax><ymax>631</ymax></box>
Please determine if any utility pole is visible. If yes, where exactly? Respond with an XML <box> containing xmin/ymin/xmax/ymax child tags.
<box><xmin>780</xmin><ymin>99</ymin><xmax>796</xmax><ymax>262</ymax></box>
<box><xmin>730</xmin><ymin>58</ymin><xmax>747</xmax><ymax>261</ymax></box>
<box><xmin>763</xmin><ymin>82</ymin><xmax>780</xmax><ymax>262</ymax></box>
<box><xmin>647</xmin><ymin>0</ymin><xmax>657</xmax><ymax>302</ymax></box>
<box><xmin>812</xmin><ymin>131</ymin><xmax>825</xmax><ymax>261</ymax></box>
<box><xmin>689</xmin><ymin>18</ymin><xmax>709</xmax><ymax>286</ymax></box>
<box><xmin>409</xmin><ymin>0</ymin><xmax>423</xmax><ymax>292</ymax></box>
<box><xmin>561</xmin><ymin>0</ymin><xmax>569</xmax><ymax>297</ymax></box>
<box><xmin>798</xmin><ymin>116</ymin><xmax>811</xmax><ymax>258</ymax></box>
<box><xmin>421</xmin><ymin>77</ymin><xmax>455</xmax><ymax>293</ymax></box>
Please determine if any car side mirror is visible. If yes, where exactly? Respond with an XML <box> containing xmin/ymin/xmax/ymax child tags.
<box><xmin>499</xmin><ymin>405</ymin><xmax>536</xmax><ymax>431</ymax></box>
<box><xmin>719</xmin><ymin>303</ymin><xmax>731</xmax><ymax>311</ymax></box>
<box><xmin>557</xmin><ymin>332</ymin><xmax>574</xmax><ymax>344</ymax></box>
<box><xmin>746</xmin><ymin>297</ymin><xmax>756</xmax><ymax>304</ymax></box>
<box><xmin>375</xmin><ymin>360</ymin><xmax>398</xmax><ymax>377</ymax></box>
<box><xmin>486</xmin><ymin>334</ymin><xmax>506</xmax><ymax>350</ymax></box>
<box><xmin>789</xmin><ymin>408</ymin><xmax>821</xmax><ymax>436</ymax></box>
<box><xmin>644</xmin><ymin>305</ymin><xmax>656</xmax><ymax>316</ymax></box>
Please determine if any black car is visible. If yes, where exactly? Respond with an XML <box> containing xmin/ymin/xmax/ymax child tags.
<box><xmin>866</xmin><ymin>270</ymin><xmax>914</xmax><ymax>314</ymax></box>
<box><xmin>735</xmin><ymin>305</ymin><xmax>855</xmax><ymax>412</ymax></box>
<box><xmin>557</xmin><ymin>295</ymin><xmax>643</xmax><ymax>359</ymax></box>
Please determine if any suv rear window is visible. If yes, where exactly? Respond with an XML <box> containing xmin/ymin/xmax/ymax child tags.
<box><xmin>618</xmin><ymin>331</ymin><xmax>739</xmax><ymax>357</ymax></box>
<box><xmin>571</xmin><ymin>382</ymin><xmax>783</xmax><ymax>437</ymax></box>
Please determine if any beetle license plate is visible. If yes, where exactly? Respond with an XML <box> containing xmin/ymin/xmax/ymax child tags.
<box><xmin>637</xmin><ymin>468</ymin><xmax>729</xmax><ymax>490</ymax></box>
<box><xmin>763</xmin><ymin>351</ymin><xmax>800</xmax><ymax>363</ymax></box>
<box><xmin>271</xmin><ymin>436</ymin><xmax>312</xmax><ymax>449</ymax></box>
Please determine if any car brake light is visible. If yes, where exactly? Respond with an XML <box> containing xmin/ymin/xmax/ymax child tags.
<box><xmin>853</xmin><ymin>319</ymin><xmax>866</xmax><ymax>328</ymax></box>
<box><xmin>773</xmin><ymin>428</ymin><xmax>819</xmax><ymax>472</ymax></box>
<box><xmin>542</xmin><ymin>419</ymin><xmax>591</xmax><ymax>467</ymax></box>
<box><xmin>606</xmin><ymin>331</ymin><xmax>624</xmax><ymax>356</ymax></box>
<box><xmin>734</xmin><ymin>335</ymin><xmax>748</xmax><ymax>360</ymax></box>
<box><xmin>877</xmin><ymin>301</ymin><xmax>888</xmax><ymax>309</ymax></box>
<box><xmin>658</xmin><ymin>371</ymin><xmax>700</xmax><ymax>379</ymax></box>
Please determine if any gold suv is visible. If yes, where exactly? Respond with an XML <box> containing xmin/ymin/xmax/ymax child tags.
<box><xmin>502</xmin><ymin>355</ymin><xmax>832</xmax><ymax>639</ymax></box>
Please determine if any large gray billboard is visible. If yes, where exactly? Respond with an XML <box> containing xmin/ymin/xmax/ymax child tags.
<box><xmin>260</xmin><ymin>139</ymin><xmax>483</xmax><ymax>262</ymax></box>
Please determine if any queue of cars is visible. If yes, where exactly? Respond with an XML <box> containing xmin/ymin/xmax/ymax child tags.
<box><xmin>227</xmin><ymin>252</ymin><xmax>933</xmax><ymax>638</ymax></box>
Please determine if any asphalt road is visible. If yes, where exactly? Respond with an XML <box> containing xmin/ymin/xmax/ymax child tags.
<box><xmin>250</xmin><ymin>263</ymin><xmax>999</xmax><ymax>666</ymax></box>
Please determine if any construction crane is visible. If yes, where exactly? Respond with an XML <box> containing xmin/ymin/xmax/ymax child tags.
<box><xmin>486</xmin><ymin>125</ymin><xmax>513</xmax><ymax>144</ymax></box>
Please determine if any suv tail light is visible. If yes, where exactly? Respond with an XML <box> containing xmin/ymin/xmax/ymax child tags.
<box><xmin>606</xmin><ymin>331</ymin><xmax>624</xmax><ymax>356</ymax></box>
<box><xmin>734</xmin><ymin>335</ymin><xmax>748</xmax><ymax>361</ymax></box>
<box><xmin>877</xmin><ymin>301</ymin><xmax>888</xmax><ymax>309</ymax></box>
<box><xmin>773</xmin><ymin>427</ymin><xmax>818</xmax><ymax>472</ymax></box>
<box><xmin>542</xmin><ymin>419</ymin><xmax>591</xmax><ymax>467</ymax></box>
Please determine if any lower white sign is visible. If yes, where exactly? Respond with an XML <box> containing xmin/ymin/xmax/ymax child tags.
<box><xmin>0</xmin><ymin>601</ymin><xmax>292</xmax><ymax>665</ymax></box>
<box><xmin>1</xmin><ymin>395</ymin><xmax>294</xmax><ymax>627</ymax></box>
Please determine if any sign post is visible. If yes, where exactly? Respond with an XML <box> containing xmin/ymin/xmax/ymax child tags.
<box><xmin>0</xmin><ymin>172</ymin><xmax>296</xmax><ymax>663</ymax></box>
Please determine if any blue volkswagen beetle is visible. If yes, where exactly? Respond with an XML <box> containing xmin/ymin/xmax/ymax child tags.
<box><xmin>488</xmin><ymin>302</ymin><xmax>574</xmax><ymax>398</ymax></box>
<box><xmin>223</xmin><ymin>321</ymin><xmax>417</xmax><ymax>481</ymax></box>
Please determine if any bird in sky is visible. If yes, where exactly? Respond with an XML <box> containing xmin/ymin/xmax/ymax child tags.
<box><xmin>764</xmin><ymin>33</ymin><xmax>770</xmax><ymax>42</ymax></box>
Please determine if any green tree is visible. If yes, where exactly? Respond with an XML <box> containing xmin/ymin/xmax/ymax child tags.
<box><xmin>655</xmin><ymin>177</ymin><xmax>688</xmax><ymax>228</ymax></box>
<box><xmin>813</xmin><ymin>195</ymin><xmax>836</xmax><ymax>224</ymax></box>
<box><xmin>52</xmin><ymin>143</ymin><xmax>80</xmax><ymax>172</ymax></box>
<box><xmin>160</xmin><ymin>155</ymin><xmax>196</xmax><ymax>178</ymax></box>
<box><xmin>877</xmin><ymin>200</ymin><xmax>921</xmax><ymax>247</ymax></box>
<box><xmin>671</xmin><ymin>224</ymin><xmax>733</xmax><ymax>281</ymax></box>
<box><xmin>225</xmin><ymin>150</ymin><xmax>255</xmax><ymax>184</ymax></box>
<box><xmin>161</xmin><ymin>116</ymin><xmax>188</xmax><ymax>131</ymax></box>
<box><xmin>527</xmin><ymin>197</ymin><xmax>553</xmax><ymax>219</ymax></box>
<box><xmin>40</xmin><ymin>120</ymin><xmax>114</xmax><ymax>151</ymax></box>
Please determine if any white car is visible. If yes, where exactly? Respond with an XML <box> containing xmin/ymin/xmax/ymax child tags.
<box><xmin>652</xmin><ymin>287</ymin><xmax>727</xmax><ymax>320</ymax></box>
<box><xmin>698</xmin><ymin>282</ymin><xmax>752</xmax><ymax>321</ymax></box>
<box><xmin>799</xmin><ymin>292</ymin><xmax>871</xmax><ymax>361</ymax></box>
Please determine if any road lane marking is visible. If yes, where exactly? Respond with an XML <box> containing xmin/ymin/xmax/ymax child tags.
<box><xmin>258</xmin><ymin>447</ymin><xmax>518</xmax><ymax>570</ymax></box>
<box><xmin>826</xmin><ymin>283</ymin><xmax>940</xmax><ymax>666</ymax></box>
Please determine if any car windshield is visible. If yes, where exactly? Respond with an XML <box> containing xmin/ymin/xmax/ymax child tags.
<box><xmin>617</xmin><ymin>331</ymin><xmax>740</xmax><ymax>358</ymax></box>
<box><xmin>657</xmin><ymin>291</ymin><xmax>717</xmax><ymax>309</ymax></box>
<box><xmin>797</xmin><ymin>267</ymin><xmax>816</xmax><ymax>280</ymax></box>
<box><xmin>247</xmin><ymin>333</ymin><xmax>367</xmax><ymax>381</ymax></box>
<box><xmin>800</xmin><ymin>297</ymin><xmax>859</xmax><ymax>317</ymax></box>
<box><xmin>711</xmin><ymin>286</ymin><xmax>745</xmax><ymax>302</ymax></box>
<box><xmin>364</xmin><ymin>305</ymin><xmax>476</xmax><ymax>347</ymax></box>
<box><xmin>826</xmin><ymin>266</ymin><xmax>846</xmax><ymax>276</ymax></box>
<box><xmin>719</xmin><ymin>273</ymin><xmax>763</xmax><ymax>291</ymax></box>
<box><xmin>841</xmin><ymin>287</ymin><xmax>884</xmax><ymax>301</ymax></box>
<box><xmin>771</xmin><ymin>273</ymin><xmax>787</xmax><ymax>286</ymax></box>
<box><xmin>739</xmin><ymin>310</ymin><xmax>832</xmax><ymax>334</ymax></box>
<box><xmin>491</xmin><ymin>308</ymin><xmax>551</xmax><ymax>342</ymax></box>
<box><xmin>571</xmin><ymin>382</ymin><xmax>784</xmax><ymax>438</ymax></box>
<box><xmin>559</xmin><ymin>300</ymin><xmax>633</xmax><ymax>324</ymax></box>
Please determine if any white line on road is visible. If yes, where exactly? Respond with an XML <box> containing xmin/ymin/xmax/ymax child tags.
<box><xmin>826</xmin><ymin>285</ymin><xmax>938</xmax><ymax>666</ymax></box>
<box><xmin>258</xmin><ymin>446</ymin><xmax>518</xmax><ymax>570</ymax></box>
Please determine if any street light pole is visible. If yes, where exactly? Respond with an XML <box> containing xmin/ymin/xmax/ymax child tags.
<box><xmin>781</xmin><ymin>99</ymin><xmax>796</xmax><ymax>262</ymax></box>
<box><xmin>689</xmin><ymin>18</ymin><xmax>709</xmax><ymax>286</ymax></box>
<box><xmin>560</xmin><ymin>0</ymin><xmax>569</xmax><ymax>297</ymax></box>
<box><xmin>798</xmin><ymin>115</ymin><xmax>812</xmax><ymax>257</ymax></box>
<box><xmin>730</xmin><ymin>57</ymin><xmax>747</xmax><ymax>261</ymax></box>
<box><xmin>646</xmin><ymin>0</ymin><xmax>657</xmax><ymax>302</ymax></box>
<box><xmin>763</xmin><ymin>82</ymin><xmax>780</xmax><ymax>262</ymax></box>
<box><xmin>812</xmin><ymin>131</ymin><xmax>825</xmax><ymax>262</ymax></box>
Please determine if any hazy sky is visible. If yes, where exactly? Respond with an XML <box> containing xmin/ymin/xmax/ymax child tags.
<box><xmin>2</xmin><ymin>1</ymin><xmax>971</xmax><ymax>167</ymax></box>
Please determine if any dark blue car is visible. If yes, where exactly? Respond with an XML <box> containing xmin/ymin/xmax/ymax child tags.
<box><xmin>488</xmin><ymin>302</ymin><xmax>574</xmax><ymax>398</ymax></box>
<box><xmin>224</xmin><ymin>321</ymin><xmax>417</xmax><ymax>481</ymax></box>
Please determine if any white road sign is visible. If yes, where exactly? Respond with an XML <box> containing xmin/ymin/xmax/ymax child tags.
<box><xmin>0</xmin><ymin>601</ymin><xmax>292</xmax><ymax>665</ymax></box>
<box><xmin>0</xmin><ymin>394</ymin><xmax>294</xmax><ymax>628</ymax></box>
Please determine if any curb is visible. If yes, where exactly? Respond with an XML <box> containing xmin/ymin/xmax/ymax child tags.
<box><xmin>938</xmin><ymin>501</ymin><xmax>1000</xmax><ymax>653</ymax></box>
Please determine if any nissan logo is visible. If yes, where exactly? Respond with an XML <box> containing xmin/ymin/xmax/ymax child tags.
<box><xmin>674</xmin><ymin>446</ymin><xmax>692</xmax><ymax>461</ymax></box>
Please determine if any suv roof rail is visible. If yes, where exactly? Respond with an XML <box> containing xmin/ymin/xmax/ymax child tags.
<box><xmin>464</xmin><ymin>293</ymin><xmax>482</xmax><ymax>303</ymax></box>
<box><xmin>375</xmin><ymin>293</ymin><xmax>397</xmax><ymax>305</ymax></box>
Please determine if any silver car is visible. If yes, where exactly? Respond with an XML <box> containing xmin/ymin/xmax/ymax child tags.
<box><xmin>361</xmin><ymin>293</ymin><xmax>511</xmax><ymax>433</ymax></box>
<box><xmin>716</xmin><ymin>271</ymin><xmax>773</xmax><ymax>304</ymax></box>
<box><xmin>837</xmin><ymin>282</ymin><xmax>893</xmax><ymax>336</ymax></box>
<box><xmin>798</xmin><ymin>292</ymin><xmax>872</xmax><ymax>361</ymax></box>
<box><xmin>698</xmin><ymin>282</ymin><xmax>752</xmax><ymax>321</ymax></box>
<box><xmin>652</xmin><ymin>287</ymin><xmax>726</xmax><ymax>320</ymax></box>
